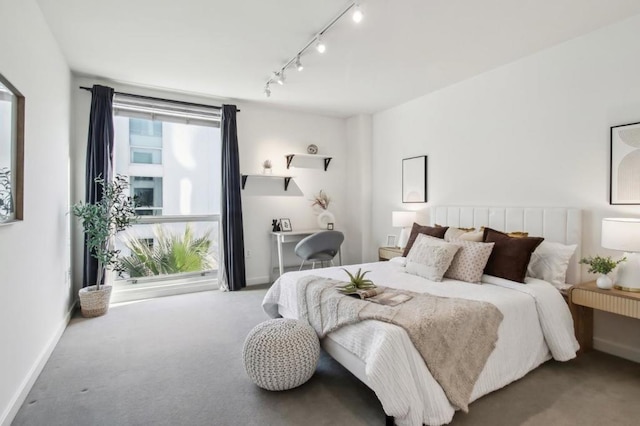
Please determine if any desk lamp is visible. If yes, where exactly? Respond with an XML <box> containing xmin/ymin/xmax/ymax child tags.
<box><xmin>392</xmin><ymin>211</ymin><xmax>416</xmax><ymax>249</ymax></box>
<box><xmin>601</xmin><ymin>217</ymin><xmax>640</xmax><ymax>292</ymax></box>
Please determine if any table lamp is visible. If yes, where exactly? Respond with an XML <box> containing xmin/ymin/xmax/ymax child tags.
<box><xmin>601</xmin><ymin>217</ymin><xmax>640</xmax><ymax>292</ymax></box>
<box><xmin>392</xmin><ymin>211</ymin><xmax>416</xmax><ymax>249</ymax></box>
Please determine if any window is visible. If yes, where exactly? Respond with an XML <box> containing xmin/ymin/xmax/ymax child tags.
<box><xmin>111</xmin><ymin>94</ymin><xmax>221</xmax><ymax>300</ymax></box>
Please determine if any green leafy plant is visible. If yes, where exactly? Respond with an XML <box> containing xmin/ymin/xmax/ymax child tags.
<box><xmin>338</xmin><ymin>268</ymin><xmax>376</xmax><ymax>293</ymax></box>
<box><xmin>72</xmin><ymin>175</ymin><xmax>138</xmax><ymax>290</ymax></box>
<box><xmin>119</xmin><ymin>224</ymin><xmax>216</xmax><ymax>278</ymax></box>
<box><xmin>579</xmin><ymin>255</ymin><xmax>626</xmax><ymax>275</ymax></box>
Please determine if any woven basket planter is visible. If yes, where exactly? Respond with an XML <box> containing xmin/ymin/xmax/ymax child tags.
<box><xmin>243</xmin><ymin>318</ymin><xmax>320</xmax><ymax>391</ymax></box>
<box><xmin>78</xmin><ymin>285</ymin><xmax>113</xmax><ymax>318</ymax></box>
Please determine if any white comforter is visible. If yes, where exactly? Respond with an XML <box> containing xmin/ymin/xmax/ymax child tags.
<box><xmin>262</xmin><ymin>260</ymin><xmax>579</xmax><ymax>426</ymax></box>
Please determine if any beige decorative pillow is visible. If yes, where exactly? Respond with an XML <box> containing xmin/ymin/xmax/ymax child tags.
<box><xmin>444</xmin><ymin>227</ymin><xmax>481</xmax><ymax>242</ymax></box>
<box><xmin>456</xmin><ymin>230</ymin><xmax>484</xmax><ymax>242</ymax></box>
<box><xmin>405</xmin><ymin>234</ymin><xmax>461</xmax><ymax>282</ymax></box>
<box><xmin>445</xmin><ymin>240</ymin><xmax>495</xmax><ymax>283</ymax></box>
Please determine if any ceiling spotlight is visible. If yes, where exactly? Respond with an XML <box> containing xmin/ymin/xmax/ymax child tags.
<box><xmin>316</xmin><ymin>34</ymin><xmax>326</xmax><ymax>53</ymax></box>
<box><xmin>264</xmin><ymin>84</ymin><xmax>271</xmax><ymax>97</ymax></box>
<box><xmin>295</xmin><ymin>55</ymin><xmax>304</xmax><ymax>72</ymax></box>
<box><xmin>352</xmin><ymin>2</ymin><xmax>363</xmax><ymax>23</ymax></box>
<box><xmin>276</xmin><ymin>71</ymin><xmax>285</xmax><ymax>85</ymax></box>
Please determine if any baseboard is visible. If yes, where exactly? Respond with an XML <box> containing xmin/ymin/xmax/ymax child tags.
<box><xmin>246</xmin><ymin>275</ymin><xmax>270</xmax><ymax>286</ymax></box>
<box><xmin>593</xmin><ymin>337</ymin><xmax>640</xmax><ymax>363</ymax></box>
<box><xmin>0</xmin><ymin>302</ymin><xmax>76</xmax><ymax>426</ymax></box>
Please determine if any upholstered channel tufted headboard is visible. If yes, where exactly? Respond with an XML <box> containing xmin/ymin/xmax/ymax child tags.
<box><xmin>430</xmin><ymin>206</ymin><xmax>582</xmax><ymax>284</ymax></box>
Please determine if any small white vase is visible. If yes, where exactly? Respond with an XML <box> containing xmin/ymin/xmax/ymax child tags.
<box><xmin>596</xmin><ymin>274</ymin><xmax>613</xmax><ymax>290</ymax></box>
<box><xmin>317</xmin><ymin>210</ymin><xmax>336</xmax><ymax>229</ymax></box>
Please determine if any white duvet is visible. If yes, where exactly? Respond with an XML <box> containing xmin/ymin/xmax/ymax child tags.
<box><xmin>262</xmin><ymin>260</ymin><xmax>579</xmax><ymax>426</ymax></box>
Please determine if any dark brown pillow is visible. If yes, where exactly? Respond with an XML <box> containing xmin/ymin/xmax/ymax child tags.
<box><xmin>482</xmin><ymin>228</ymin><xmax>544</xmax><ymax>283</ymax></box>
<box><xmin>402</xmin><ymin>223</ymin><xmax>448</xmax><ymax>257</ymax></box>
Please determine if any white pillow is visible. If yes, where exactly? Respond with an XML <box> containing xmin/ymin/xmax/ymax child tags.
<box><xmin>405</xmin><ymin>234</ymin><xmax>460</xmax><ymax>281</ymax></box>
<box><xmin>445</xmin><ymin>240</ymin><xmax>495</xmax><ymax>284</ymax></box>
<box><xmin>388</xmin><ymin>256</ymin><xmax>407</xmax><ymax>267</ymax></box>
<box><xmin>527</xmin><ymin>241</ymin><xmax>577</xmax><ymax>287</ymax></box>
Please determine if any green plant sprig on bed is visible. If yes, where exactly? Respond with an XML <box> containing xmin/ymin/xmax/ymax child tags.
<box><xmin>338</xmin><ymin>268</ymin><xmax>376</xmax><ymax>293</ymax></box>
<box><xmin>579</xmin><ymin>255</ymin><xmax>626</xmax><ymax>275</ymax></box>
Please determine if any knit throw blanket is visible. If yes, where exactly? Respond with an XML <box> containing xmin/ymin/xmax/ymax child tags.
<box><xmin>296</xmin><ymin>276</ymin><xmax>503</xmax><ymax>412</ymax></box>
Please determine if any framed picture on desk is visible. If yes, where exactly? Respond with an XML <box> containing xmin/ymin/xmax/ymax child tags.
<box><xmin>279</xmin><ymin>218</ymin><xmax>292</xmax><ymax>232</ymax></box>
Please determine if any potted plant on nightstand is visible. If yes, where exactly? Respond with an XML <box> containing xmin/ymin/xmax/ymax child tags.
<box><xmin>72</xmin><ymin>175</ymin><xmax>138</xmax><ymax>317</ymax></box>
<box><xmin>579</xmin><ymin>255</ymin><xmax>626</xmax><ymax>290</ymax></box>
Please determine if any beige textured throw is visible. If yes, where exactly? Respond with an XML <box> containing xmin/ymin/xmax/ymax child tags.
<box><xmin>297</xmin><ymin>276</ymin><xmax>503</xmax><ymax>412</ymax></box>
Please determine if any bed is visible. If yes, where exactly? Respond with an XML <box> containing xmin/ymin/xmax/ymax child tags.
<box><xmin>262</xmin><ymin>207</ymin><xmax>581</xmax><ymax>426</ymax></box>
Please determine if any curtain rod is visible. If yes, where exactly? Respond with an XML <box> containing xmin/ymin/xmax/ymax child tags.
<box><xmin>78</xmin><ymin>86</ymin><xmax>240</xmax><ymax>112</ymax></box>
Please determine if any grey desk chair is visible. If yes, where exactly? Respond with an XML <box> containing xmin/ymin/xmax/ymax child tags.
<box><xmin>294</xmin><ymin>231</ymin><xmax>344</xmax><ymax>271</ymax></box>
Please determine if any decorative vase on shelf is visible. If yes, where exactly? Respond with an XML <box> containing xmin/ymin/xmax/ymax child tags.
<box><xmin>317</xmin><ymin>210</ymin><xmax>335</xmax><ymax>229</ymax></box>
<box><xmin>596</xmin><ymin>274</ymin><xmax>613</xmax><ymax>290</ymax></box>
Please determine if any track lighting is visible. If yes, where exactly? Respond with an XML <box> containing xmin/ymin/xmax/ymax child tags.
<box><xmin>352</xmin><ymin>2</ymin><xmax>363</xmax><ymax>23</ymax></box>
<box><xmin>262</xmin><ymin>1</ymin><xmax>364</xmax><ymax>97</ymax></box>
<box><xmin>315</xmin><ymin>34</ymin><xmax>326</xmax><ymax>54</ymax></box>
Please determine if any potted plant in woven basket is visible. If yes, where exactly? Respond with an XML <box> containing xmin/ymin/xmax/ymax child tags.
<box><xmin>72</xmin><ymin>175</ymin><xmax>138</xmax><ymax>317</ymax></box>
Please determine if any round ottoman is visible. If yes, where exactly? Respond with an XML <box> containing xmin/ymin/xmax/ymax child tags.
<box><xmin>243</xmin><ymin>318</ymin><xmax>320</xmax><ymax>391</ymax></box>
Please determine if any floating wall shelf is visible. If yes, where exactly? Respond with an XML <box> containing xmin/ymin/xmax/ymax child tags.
<box><xmin>285</xmin><ymin>154</ymin><xmax>332</xmax><ymax>171</ymax></box>
<box><xmin>241</xmin><ymin>174</ymin><xmax>294</xmax><ymax>191</ymax></box>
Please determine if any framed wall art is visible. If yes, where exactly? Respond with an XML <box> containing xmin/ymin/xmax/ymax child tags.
<box><xmin>610</xmin><ymin>121</ymin><xmax>640</xmax><ymax>205</ymax></box>
<box><xmin>402</xmin><ymin>155</ymin><xmax>427</xmax><ymax>203</ymax></box>
<box><xmin>279</xmin><ymin>218</ymin><xmax>292</xmax><ymax>232</ymax></box>
<box><xmin>0</xmin><ymin>73</ymin><xmax>25</xmax><ymax>224</ymax></box>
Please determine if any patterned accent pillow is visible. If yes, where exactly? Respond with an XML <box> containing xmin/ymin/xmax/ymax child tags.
<box><xmin>445</xmin><ymin>240</ymin><xmax>495</xmax><ymax>283</ymax></box>
<box><xmin>405</xmin><ymin>234</ymin><xmax>461</xmax><ymax>281</ymax></box>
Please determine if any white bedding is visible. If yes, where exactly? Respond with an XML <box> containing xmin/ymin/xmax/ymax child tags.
<box><xmin>262</xmin><ymin>260</ymin><xmax>579</xmax><ymax>426</ymax></box>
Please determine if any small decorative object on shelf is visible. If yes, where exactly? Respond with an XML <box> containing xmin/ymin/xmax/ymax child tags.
<box><xmin>327</xmin><ymin>222</ymin><xmax>334</xmax><ymax>230</ymax></box>
<box><xmin>272</xmin><ymin>219</ymin><xmax>281</xmax><ymax>232</ymax></box>
<box><xmin>307</xmin><ymin>144</ymin><xmax>318</xmax><ymax>154</ymax></box>
<box><xmin>262</xmin><ymin>159</ymin><xmax>272</xmax><ymax>174</ymax></box>
<box><xmin>579</xmin><ymin>255</ymin><xmax>626</xmax><ymax>290</ymax></box>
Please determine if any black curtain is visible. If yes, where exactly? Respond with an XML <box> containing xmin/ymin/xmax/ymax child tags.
<box><xmin>83</xmin><ymin>85</ymin><xmax>115</xmax><ymax>288</ymax></box>
<box><xmin>220</xmin><ymin>104</ymin><xmax>246</xmax><ymax>291</ymax></box>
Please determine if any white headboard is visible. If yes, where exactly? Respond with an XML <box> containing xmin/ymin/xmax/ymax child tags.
<box><xmin>430</xmin><ymin>206</ymin><xmax>582</xmax><ymax>284</ymax></box>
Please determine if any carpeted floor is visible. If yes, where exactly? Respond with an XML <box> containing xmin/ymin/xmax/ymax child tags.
<box><xmin>12</xmin><ymin>286</ymin><xmax>640</xmax><ymax>426</ymax></box>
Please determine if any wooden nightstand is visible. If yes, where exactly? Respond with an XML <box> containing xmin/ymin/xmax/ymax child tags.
<box><xmin>569</xmin><ymin>281</ymin><xmax>640</xmax><ymax>353</ymax></box>
<box><xmin>378</xmin><ymin>246</ymin><xmax>403</xmax><ymax>261</ymax></box>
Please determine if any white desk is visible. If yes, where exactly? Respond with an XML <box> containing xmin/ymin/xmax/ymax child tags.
<box><xmin>270</xmin><ymin>229</ymin><xmax>342</xmax><ymax>282</ymax></box>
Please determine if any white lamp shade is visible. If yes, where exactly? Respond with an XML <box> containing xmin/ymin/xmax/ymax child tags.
<box><xmin>392</xmin><ymin>211</ymin><xmax>416</xmax><ymax>228</ymax></box>
<box><xmin>602</xmin><ymin>218</ymin><xmax>640</xmax><ymax>252</ymax></box>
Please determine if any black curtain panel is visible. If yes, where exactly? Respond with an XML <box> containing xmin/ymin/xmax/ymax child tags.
<box><xmin>83</xmin><ymin>85</ymin><xmax>115</xmax><ymax>288</ymax></box>
<box><xmin>220</xmin><ymin>104</ymin><xmax>246</xmax><ymax>291</ymax></box>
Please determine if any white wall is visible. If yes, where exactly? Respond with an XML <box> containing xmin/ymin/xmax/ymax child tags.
<box><xmin>371</xmin><ymin>14</ymin><xmax>640</xmax><ymax>361</ymax></box>
<box><xmin>345</xmin><ymin>115</ymin><xmax>373</xmax><ymax>264</ymax></box>
<box><xmin>238</xmin><ymin>104</ymin><xmax>348</xmax><ymax>284</ymax></box>
<box><xmin>0</xmin><ymin>0</ymin><xmax>72</xmax><ymax>424</ymax></box>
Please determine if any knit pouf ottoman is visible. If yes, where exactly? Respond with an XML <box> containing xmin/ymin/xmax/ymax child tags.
<box><xmin>243</xmin><ymin>318</ymin><xmax>320</xmax><ymax>391</ymax></box>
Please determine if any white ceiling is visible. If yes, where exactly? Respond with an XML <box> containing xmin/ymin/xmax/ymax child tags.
<box><xmin>36</xmin><ymin>0</ymin><xmax>640</xmax><ymax>117</ymax></box>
